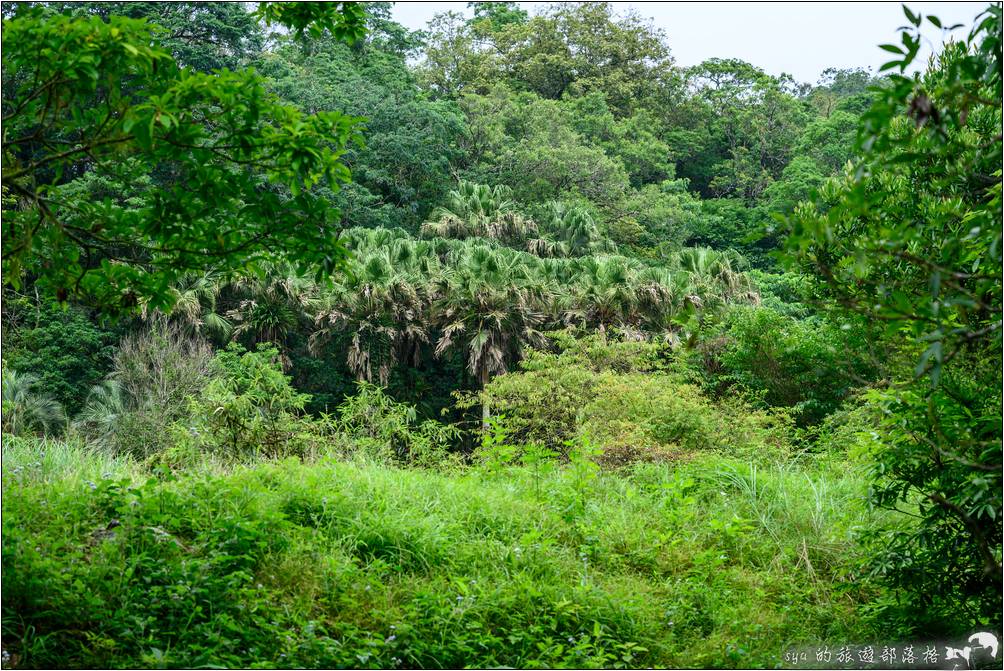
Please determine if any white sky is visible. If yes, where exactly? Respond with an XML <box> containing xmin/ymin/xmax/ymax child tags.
<box><xmin>390</xmin><ymin>1</ymin><xmax>990</xmax><ymax>83</ymax></box>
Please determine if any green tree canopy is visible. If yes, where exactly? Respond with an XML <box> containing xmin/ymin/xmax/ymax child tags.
<box><xmin>1</xmin><ymin>3</ymin><xmax>365</xmax><ymax>314</ymax></box>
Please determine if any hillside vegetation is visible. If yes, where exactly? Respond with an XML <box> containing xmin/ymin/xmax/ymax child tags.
<box><xmin>1</xmin><ymin>2</ymin><xmax>1000</xmax><ymax>669</ymax></box>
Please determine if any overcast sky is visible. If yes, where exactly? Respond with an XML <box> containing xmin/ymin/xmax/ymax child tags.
<box><xmin>390</xmin><ymin>1</ymin><xmax>989</xmax><ymax>83</ymax></box>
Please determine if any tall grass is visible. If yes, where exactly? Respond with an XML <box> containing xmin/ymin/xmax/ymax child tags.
<box><xmin>0</xmin><ymin>436</ymin><xmax>906</xmax><ymax>669</ymax></box>
<box><xmin>2</xmin><ymin>435</ymin><xmax>139</xmax><ymax>487</ymax></box>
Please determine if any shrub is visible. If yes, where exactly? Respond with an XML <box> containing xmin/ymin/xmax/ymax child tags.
<box><xmin>538</xmin><ymin>329</ymin><xmax>676</xmax><ymax>374</ymax></box>
<box><xmin>336</xmin><ymin>381</ymin><xmax>462</xmax><ymax>467</ymax></box>
<box><xmin>579</xmin><ymin>374</ymin><xmax>713</xmax><ymax>463</ymax></box>
<box><xmin>478</xmin><ymin>332</ymin><xmax>793</xmax><ymax>465</ymax></box>
<box><xmin>696</xmin><ymin>305</ymin><xmax>873</xmax><ymax>424</ymax></box>
<box><xmin>747</xmin><ymin>270</ymin><xmax>816</xmax><ymax>318</ymax></box>
<box><xmin>2</xmin><ymin>297</ymin><xmax>119</xmax><ymax>414</ymax></box>
<box><xmin>480</xmin><ymin>360</ymin><xmax>599</xmax><ymax>450</ymax></box>
<box><xmin>186</xmin><ymin>343</ymin><xmax>312</xmax><ymax>459</ymax></box>
<box><xmin>809</xmin><ymin>393</ymin><xmax>884</xmax><ymax>459</ymax></box>
<box><xmin>580</xmin><ymin>373</ymin><xmax>793</xmax><ymax>465</ymax></box>
<box><xmin>1</xmin><ymin>368</ymin><xmax>66</xmax><ymax>436</ymax></box>
<box><xmin>479</xmin><ymin>332</ymin><xmax>696</xmax><ymax>453</ymax></box>
<box><xmin>112</xmin><ymin>320</ymin><xmax>213</xmax><ymax>413</ymax></box>
<box><xmin>74</xmin><ymin>322</ymin><xmax>213</xmax><ymax>457</ymax></box>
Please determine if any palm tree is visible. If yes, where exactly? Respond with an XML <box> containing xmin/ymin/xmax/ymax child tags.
<box><xmin>672</xmin><ymin>247</ymin><xmax>758</xmax><ymax>306</ymax></box>
<box><xmin>1</xmin><ymin>368</ymin><xmax>66</xmax><ymax>436</ymax></box>
<box><xmin>527</xmin><ymin>202</ymin><xmax>615</xmax><ymax>257</ymax></box>
<box><xmin>633</xmin><ymin>266</ymin><xmax>691</xmax><ymax>340</ymax></box>
<box><xmin>562</xmin><ymin>256</ymin><xmax>640</xmax><ymax>333</ymax></box>
<box><xmin>73</xmin><ymin>379</ymin><xmax>129</xmax><ymax>448</ymax></box>
<box><xmin>421</xmin><ymin>181</ymin><xmax>537</xmax><ymax>246</ymax></box>
<box><xmin>225</xmin><ymin>263</ymin><xmax>320</xmax><ymax>367</ymax></box>
<box><xmin>433</xmin><ymin>246</ymin><xmax>550</xmax><ymax>427</ymax></box>
<box><xmin>159</xmin><ymin>272</ymin><xmax>233</xmax><ymax>342</ymax></box>
<box><xmin>307</xmin><ymin>225</ymin><xmax>762</xmax><ymax>419</ymax></box>
<box><xmin>310</xmin><ymin>252</ymin><xmax>433</xmax><ymax>385</ymax></box>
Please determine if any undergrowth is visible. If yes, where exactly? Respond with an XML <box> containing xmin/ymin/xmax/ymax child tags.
<box><xmin>1</xmin><ymin>437</ymin><xmax>907</xmax><ymax>669</ymax></box>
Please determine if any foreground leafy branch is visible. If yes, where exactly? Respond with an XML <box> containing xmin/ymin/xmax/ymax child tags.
<box><xmin>1</xmin><ymin>5</ymin><xmax>365</xmax><ymax>313</ymax></box>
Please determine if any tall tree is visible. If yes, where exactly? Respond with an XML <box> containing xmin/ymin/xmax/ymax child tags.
<box><xmin>421</xmin><ymin>181</ymin><xmax>536</xmax><ymax>245</ymax></box>
<box><xmin>1</xmin><ymin>3</ymin><xmax>365</xmax><ymax>314</ymax></box>
<box><xmin>784</xmin><ymin>4</ymin><xmax>1002</xmax><ymax>626</ymax></box>
<box><xmin>434</xmin><ymin>245</ymin><xmax>549</xmax><ymax>426</ymax></box>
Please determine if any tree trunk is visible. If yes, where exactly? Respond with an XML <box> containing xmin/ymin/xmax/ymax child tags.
<box><xmin>480</xmin><ymin>364</ymin><xmax>491</xmax><ymax>430</ymax></box>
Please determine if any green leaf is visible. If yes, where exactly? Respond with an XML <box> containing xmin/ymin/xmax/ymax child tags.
<box><xmin>902</xmin><ymin>4</ymin><xmax>921</xmax><ymax>27</ymax></box>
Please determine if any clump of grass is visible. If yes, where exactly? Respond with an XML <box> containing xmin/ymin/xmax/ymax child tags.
<box><xmin>2</xmin><ymin>435</ymin><xmax>140</xmax><ymax>487</ymax></box>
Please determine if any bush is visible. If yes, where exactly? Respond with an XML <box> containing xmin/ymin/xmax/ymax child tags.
<box><xmin>2</xmin><ymin>296</ymin><xmax>119</xmax><ymax>414</ymax></box>
<box><xmin>480</xmin><ymin>361</ymin><xmax>598</xmax><ymax>451</ymax></box>
<box><xmin>336</xmin><ymin>382</ymin><xmax>462</xmax><ymax>467</ymax></box>
<box><xmin>74</xmin><ymin>322</ymin><xmax>213</xmax><ymax>457</ymax></box>
<box><xmin>747</xmin><ymin>270</ymin><xmax>816</xmax><ymax>318</ymax></box>
<box><xmin>479</xmin><ymin>332</ymin><xmax>793</xmax><ymax>465</ymax></box>
<box><xmin>185</xmin><ymin>343</ymin><xmax>313</xmax><ymax>459</ymax></box>
<box><xmin>478</xmin><ymin>332</ymin><xmax>687</xmax><ymax>452</ymax></box>
<box><xmin>579</xmin><ymin>375</ymin><xmax>715</xmax><ymax>463</ymax></box>
<box><xmin>580</xmin><ymin>373</ymin><xmax>794</xmax><ymax>465</ymax></box>
<box><xmin>696</xmin><ymin>305</ymin><xmax>873</xmax><ymax>425</ymax></box>
<box><xmin>809</xmin><ymin>393</ymin><xmax>884</xmax><ymax>459</ymax></box>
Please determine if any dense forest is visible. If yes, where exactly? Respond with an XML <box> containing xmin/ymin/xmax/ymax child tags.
<box><xmin>1</xmin><ymin>2</ymin><xmax>1001</xmax><ymax>669</ymax></box>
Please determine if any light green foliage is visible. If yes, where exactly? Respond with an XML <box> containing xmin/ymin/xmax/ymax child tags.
<box><xmin>616</xmin><ymin>180</ymin><xmax>705</xmax><ymax>254</ymax></box>
<box><xmin>579</xmin><ymin>373</ymin><xmax>794</xmax><ymax>465</ymax></box>
<box><xmin>187</xmin><ymin>343</ymin><xmax>311</xmax><ymax>459</ymax></box>
<box><xmin>562</xmin><ymin>93</ymin><xmax>676</xmax><ymax>187</ymax></box>
<box><xmin>481</xmin><ymin>332</ymin><xmax>793</xmax><ymax>465</ymax></box>
<box><xmin>562</xmin><ymin>434</ymin><xmax>603</xmax><ymax>517</ymax></box>
<box><xmin>747</xmin><ymin>270</ymin><xmax>816</xmax><ymax>317</ymax></box>
<box><xmin>461</xmin><ymin>89</ymin><xmax>632</xmax><ymax>209</ymax></box>
<box><xmin>255</xmin><ymin>1</ymin><xmax>366</xmax><ymax>41</ymax></box>
<box><xmin>522</xmin><ymin>442</ymin><xmax>559</xmax><ymax>501</ymax></box>
<box><xmin>761</xmin><ymin>157</ymin><xmax>827</xmax><ymax>219</ymax></box>
<box><xmin>2</xmin><ymin>435</ymin><xmax>140</xmax><ymax>485</ymax></box>
<box><xmin>474</xmin><ymin>415</ymin><xmax>521</xmax><ymax>474</ymax></box>
<box><xmin>478</xmin><ymin>333</ymin><xmax>672</xmax><ymax>450</ymax></box>
<box><xmin>809</xmin><ymin>395</ymin><xmax>885</xmax><ymax>461</ymax></box>
<box><xmin>336</xmin><ymin>382</ymin><xmax>461</xmax><ymax>467</ymax></box>
<box><xmin>793</xmin><ymin>111</ymin><xmax>860</xmax><ymax>173</ymax></box>
<box><xmin>420</xmin><ymin>3</ymin><xmax>677</xmax><ymax>115</ymax></box>
<box><xmin>683</xmin><ymin>58</ymin><xmax>809</xmax><ymax>201</ymax></box>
